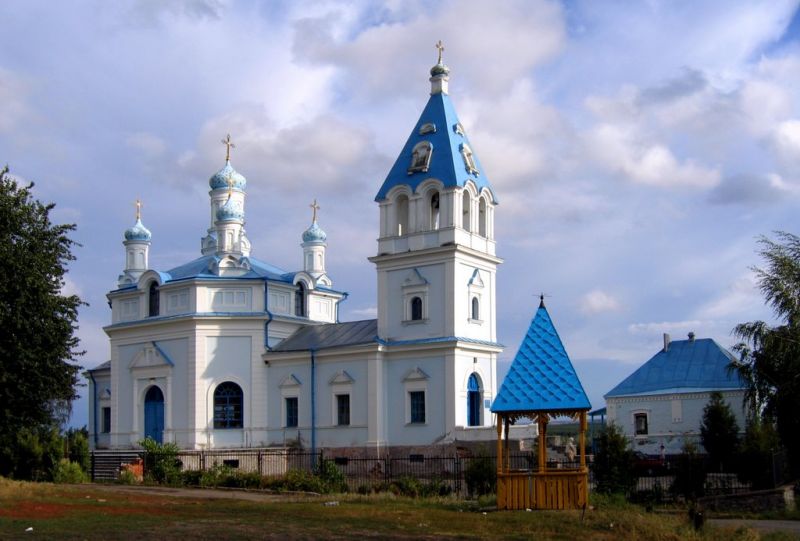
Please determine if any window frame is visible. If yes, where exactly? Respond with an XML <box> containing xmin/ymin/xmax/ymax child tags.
<box><xmin>148</xmin><ymin>282</ymin><xmax>160</xmax><ymax>317</ymax></box>
<box><xmin>285</xmin><ymin>396</ymin><xmax>299</xmax><ymax>428</ymax></box>
<box><xmin>634</xmin><ymin>412</ymin><xmax>648</xmax><ymax>436</ymax></box>
<box><xmin>409</xmin><ymin>390</ymin><xmax>426</xmax><ymax>424</ymax></box>
<box><xmin>213</xmin><ymin>381</ymin><xmax>244</xmax><ymax>429</ymax></box>
<box><xmin>335</xmin><ymin>394</ymin><xmax>350</xmax><ymax>426</ymax></box>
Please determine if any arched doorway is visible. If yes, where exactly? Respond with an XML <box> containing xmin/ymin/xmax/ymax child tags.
<box><xmin>144</xmin><ymin>386</ymin><xmax>164</xmax><ymax>443</ymax></box>
<box><xmin>467</xmin><ymin>373</ymin><xmax>482</xmax><ymax>427</ymax></box>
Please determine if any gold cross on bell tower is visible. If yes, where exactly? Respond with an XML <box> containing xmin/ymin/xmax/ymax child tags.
<box><xmin>310</xmin><ymin>199</ymin><xmax>320</xmax><ymax>223</ymax></box>
<box><xmin>221</xmin><ymin>134</ymin><xmax>235</xmax><ymax>162</ymax></box>
<box><xmin>435</xmin><ymin>40</ymin><xmax>444</xmax><ymax>64</ymax></box>
<box><xmin>135</xmin><ymin>198</ymin><xmax>142</xmax><ymax>221</ymax></box>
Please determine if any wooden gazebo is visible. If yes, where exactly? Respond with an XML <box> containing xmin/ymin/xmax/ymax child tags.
<box><xmin>491</xmin><ymin>297</ymin><xmax>591</xmax><ymax>510</ymax></box>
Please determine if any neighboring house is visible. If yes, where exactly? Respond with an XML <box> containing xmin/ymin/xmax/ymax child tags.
<box><xmin>604</xmin><ymin>333</ymin><xmax>747</xmax><ymax>455</ymax></box>
<box><xmin>86</xmin><ymin>51</ymin><xmax>503</xmax><ymax>455</ymax></box>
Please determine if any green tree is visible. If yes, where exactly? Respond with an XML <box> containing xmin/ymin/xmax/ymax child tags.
<box><xmin>699</xmin><ymin>391</ymin><xmax>740</xmax><ymax>472</ymax></box>
<box><xmin>591</xmin><ymin>423</ymin><xmax>636</xmax><ymax>495</ymax></box>
<box><xmin>736</xmin><ymin>417</ymin><xmax>779</xmax><ymax>490</ymax></box>
<box><xmin>0</xmin><ymin>167</ymin><xmax>83</xmax><ymax>478</ymax></box>
<box><xmin>731</xmin><ymin>232</ymin><xmax>800</xmax><ymax>475</ymax></box>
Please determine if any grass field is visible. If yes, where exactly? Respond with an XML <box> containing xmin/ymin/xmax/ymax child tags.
<box><xmin>0</xmin><ymin>478</ymin><xmax>794</xmax><ymax>540</ymax></box>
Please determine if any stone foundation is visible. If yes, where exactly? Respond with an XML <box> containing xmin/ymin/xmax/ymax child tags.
<box><xmin>699</xmin><ymin>485</ymin><xmax>796</xmax><ymax>513</ymax></box>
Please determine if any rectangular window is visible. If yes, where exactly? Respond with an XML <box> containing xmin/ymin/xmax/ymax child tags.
<box><xmin>671</xmin><ymin>399</ymin><xmax>683</xmax><ymax>423</ymax></box>
<box><xmin>336</xmin><ymin>394</ymin><xmax>350</xmax><ymax>426</ymax></box>
<box><xmin>409</xmin><ymin>391</ymin><xmax>425</xmax><ymax>424</ymax></box>
<box><xmin>634</xmin><ymin>413</ymin><xmax>648</xmax><ymax>435</ymax></box>
<box><xmin>285</xmin><ymin>397</ymin><xmax>298</xmax><ymax>428</ymax></box>
<box><xmin>101</xmin><ymin>407</ymin><xmax>111</xmax><ymax>433</ymax></box>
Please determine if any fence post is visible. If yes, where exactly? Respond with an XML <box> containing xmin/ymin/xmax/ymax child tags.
<box><xmin>455</xmin><ymin>456</ymin><xmax>461</xmax><ymax>495</ymax></box>
<box><xmin>258</xmin><ymin>450</ymin><xmax>263</xmax><ymax>476</ymax></box>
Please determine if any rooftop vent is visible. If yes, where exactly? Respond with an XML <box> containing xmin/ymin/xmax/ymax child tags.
<box><xmin>688</xmin><ymin>331</ymin><xmax>696</xmax><ymax>341</ymax></box>
<box><xmin>663</xmin><ymin>333</ymin><xmax>671</xmax><ymax>352</ymax></box>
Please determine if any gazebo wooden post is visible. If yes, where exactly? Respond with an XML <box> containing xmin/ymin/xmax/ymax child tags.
<box><xmin>504</xmin><ymin>417</ymin><xmax>511</xmax><ymax>471</ymax></box>
<box><xmin>496</xmin><ymin>414</ymin><xmax>504</xmax><ymax>473</ymax></box>
<box><xmin>579</xmin><ymin>411</ymin><xmax>587</xmax><ymax>469</ymax></box>
<box><xmin>537</xmin><ymin>415</ymin><xmax>546</xmax><ymax>473</ymax></box>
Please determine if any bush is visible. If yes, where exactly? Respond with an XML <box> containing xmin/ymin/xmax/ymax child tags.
<box><xmin>65</xmin><ymin>427</ymin><xmax>90</xmax><ymax>474</ymax></box>
<box><xmin>464</xmin><ymin>453</ymin><xmax>496</xmax><ymax>497</ymax></box>
<box><xmin>139</xmin><ymin>437</ymin><xmax>182</xmax><ymax>485</ymax></box>
<box><xmin>737</xmin><ymin>418</ymin><xmax>780</xmax><ymax>490</ymax></box>
<box><xmin>53</xmin><ymin>459</ymin><xmax>88</xmax><ymax>484</ymax></box>
<box><xmin>180</xmin><ymin>469</ymin><xmax>203</xmax><ymax>487</ymax></box>
<box><xmin>118</xmin><ymin>469</ymin><xmax>139</xmax><ymax>485</ymax></box>
<box><xmin>670</xmin><ymin>441</ymin><xmax>706</xmax><ymax>501</ymax></box>
<box><xmin>283</xmin><ymin>468</ymin><xmax>326</xmax><ymax>493</ymax></box>
<box><xmin>592</xmin><ymin>423</ymin><xmax>636</xmax><ymax>495</ymax></box>
<box><xmin>315</xmin><ymin>458</ymin><xmax>347</xmax><ymax>493</ymax></box>
<box><xmin>391</xmin><ymin>475</ymin><xmax>423</xmax><ymax>497</ymax></box>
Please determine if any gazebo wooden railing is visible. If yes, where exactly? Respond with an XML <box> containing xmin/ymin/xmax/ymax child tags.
<box><xmin>495</xmin><ymin>410</ymin><xmax>588</xmax><ymax>510</ymax></box>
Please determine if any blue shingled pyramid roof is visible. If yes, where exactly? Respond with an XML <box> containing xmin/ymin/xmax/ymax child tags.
<box><xmin>375</xmin><ymin>91</ymin><xmax>496</xmax><ymax>202</ymax></box>
<box><xmin>492</xmin><ymin>301</ymin><xmax>591</xmax><ymax>413</ymax></box>
<box><xmin>605</xmin><ymin>337</ymin><xmax>745</xmax><ymax>398</ymax></box>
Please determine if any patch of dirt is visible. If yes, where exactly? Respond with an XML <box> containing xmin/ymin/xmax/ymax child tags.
<box><xmin>0</xmin><ymin>500</ymin><xmax>173</xmax><ymax>520</ymax></box>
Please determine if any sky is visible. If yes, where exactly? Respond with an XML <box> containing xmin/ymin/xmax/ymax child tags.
<box><xmin>0</xmin><ymin>0</ymin><xmax>798</xmax><ymax>428</ymax></box>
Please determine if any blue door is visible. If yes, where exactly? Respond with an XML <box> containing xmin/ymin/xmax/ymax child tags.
<box><xmin>467</xmin><ymin>373</ymin><xmax>481</xmax><ymax>427</ymax></box>
<box><xmin>144</xmin><ymin>386</ymin><xmax>164</xmax><ymax>443</ymax></box>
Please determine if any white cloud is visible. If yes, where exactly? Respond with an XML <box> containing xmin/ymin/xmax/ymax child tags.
<box><xmin>580</xmin><ymin>290</ymin><xmax>621</xmax><ymax>315</ymax></box>
<box><xmin>0</xmin><ymin>67</ymin><xmax>34</xmax><ymax>134</ymax></box>
<box><xmin>585</xmin><ymin>124</ymin><xmax>721</xmax><ymax>188</ymax></box>
<box><xmin>772</xmin><ymin>119</ymin><xmax>800</xmax><ymax>170</ymax></box>
<box><xmin>696</xmin><ymin>273</ymin><xmax>762</xmax><ymax>320</ymax></box>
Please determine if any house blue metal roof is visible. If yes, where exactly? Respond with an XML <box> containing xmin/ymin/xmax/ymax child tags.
<box><xmin>374</xmin><ymin>91</ymin><xmax>496</xmax><ymax>202</ymax></box>
<box><xmin>164</xmin><ymin>255</ymin><xmax>293</xmax><ymax>282</ymax></box>
<box><xmin>492</xmin><ymin>301</ymin><xmax>591</xmax><ymax>413</ymax></box>
<box><xmin>604</xmin><ymin>337</ymin><xmax>745</xmax><ymax>398</ymax></box>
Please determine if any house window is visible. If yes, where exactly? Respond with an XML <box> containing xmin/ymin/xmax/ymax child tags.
<box><xmin>634</xmin><ymin>413</ymin><xmax>648</xmax><ymax>435</ymax></box>
<box><xmin>429</xmin><ymin>192</ymin><xmax>440</xmax><ymax>230</ymax></box>
<box><xmin>101</xmin><ymin>407</ymin><xmax>111</xmax><ymax>434</ymax></box>
<box><xmin>467</xmin><ymin>373</ymin><xmax>482</xmax><ymax>426</ymax></box>
<box><xmin>336</xmin><ymin>394</ymin><xmax>350</xmax><ymax>426</ymax></box>
<box><xmin>471</xmin><ymin>297</ymin><xmax>480</xmax><ymax>320</ymax></box>
<box><xmin>295</xmin><ymin>282</ymin><xmax>306</xmax><ymax>317</ymax></box>
<box><xmin>285</xmin><ymin>397</ymin><xmax>298</xmax><ymax>428</ymax></box>
<box><xmin>410</xmin><ymin>297</ymin><xmax>423</xmax><ymax>321</ymax></box>
<box><xmin>214</xmin><ymin>382</ymin><xmax>243</xmax><ymax>429</ymax></box>
<box><xmin>409</xmin><ymin>391</ymin><xmax>425</xmax><ymax>424</ymax></box>
<box><xmin>148</xmin><ymin>282</ymin><xmax>159</xmax><ymax>317</ymax></box>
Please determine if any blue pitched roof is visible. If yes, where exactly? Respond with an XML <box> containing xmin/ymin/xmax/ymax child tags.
<box><xmin>492</xmin><ymin>302</ymin><xmax>591</xmax><ymax>413</ymax></box>
<box><xmin>605</xmin><ymin>338</ymin><xmax>745</xmax><ymax>398</ymax></box>
<box><xmin>271</xmin><ymin>319</ymin><xmax>378</xmax><ymax>352</ymax></box>
<box><xmin>375</xmin><ymin>92</ymin><xmax>496</xmax><ymax>202</ymax></box>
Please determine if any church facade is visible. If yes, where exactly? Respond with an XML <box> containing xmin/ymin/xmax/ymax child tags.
<box><xmin>87</xmin><ymin>51</ymin><xmax>503</xmax><ymax>454</ymax></box>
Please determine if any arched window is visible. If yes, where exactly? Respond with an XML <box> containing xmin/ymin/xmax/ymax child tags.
<box><xmin>213</xmin><ymin>382</ymin><xmax>243</xmax><ymax>429</ymax></box>
<box><xmin>396</xmin><ymin>194</ymin><xmax>409</xmax><ymax>236</ymax></box>
<box><xmin>461</xmin><ymin>191</ymin><xmax>471</xmax><ymax>231</ymax></box>
<box><xmin>408</xmin><ymin>141</ymin><xmax>433</xmax><ymax>173</ymax></box>
<box><xmin>478</xmin><ymin>198</ymin><xmax>487</xmax><ymax>237</ymax></box>
<box><xmin>295</xmin><ymin>282</ymin><xmax>306</xmax><ymax>317</ymax></box>
<box><xmin>471</xmin><ymin>297</ymin><xmax>480</xmax><ymax>320</ymax></box>
<box><xmin>148</xmin><ymin>282</ymin><xmax>159</xmax><ymax>317</ymax></box>
<box><xmin>429</xmin><ymin>192</ymin><xmax>440</xmax><ymax>230</ymax></box>
<box><xmin>467</xmin><ymin>373</ymin><xmax>482</xmax><ymax>427</ymax></box>
<box><xmin>410</xmin><ymin>296</ymin><xmax>423</xmax><ymax>321</ymax></box>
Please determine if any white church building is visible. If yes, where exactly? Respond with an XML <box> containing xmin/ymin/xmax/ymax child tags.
<box><xmin>87</xmin><ymin>50</ymin><xmax>504</xmax><ymax>455</ymax></box>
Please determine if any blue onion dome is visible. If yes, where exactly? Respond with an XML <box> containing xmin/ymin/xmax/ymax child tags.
<box><xmin>216</xmin><ymin>197</ymin><xmax>245</xmax><ymax>222</ymax></box>
<box><xmin>302</xmin><ymin>220</ymin><xmax>327</xmax><ymax>243</ymax></box>
<box><xmin>209</xmin><ymin>160</ymin><xmax>247</xmax><ymax>191</ymax></box>
<box><xmin>124</xmin><ymin>218</ymin><xmax>152</xmax><ymax>241</ymax></box>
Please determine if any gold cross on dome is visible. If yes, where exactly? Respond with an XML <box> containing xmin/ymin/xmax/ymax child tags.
<box><xmin>435</xmin><ymin>40</ymin><xmax>444</xmax><ymax>64</ymax></box>
<box><xmin>221</xmin><ymin>134</ymin><xmax>235</xmax><ymax>162</ymax></box>
<box><xmin>310</xmin><ymin>199</ymin><xmax>320</xmax><ymax>223</ymax></box>
<box><xmin>135</xmin><ymin>198</ymin><xmax>142</xmax><ymax>221</ymax></box>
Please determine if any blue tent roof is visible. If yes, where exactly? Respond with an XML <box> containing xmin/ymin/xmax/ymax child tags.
<box><xmin>605</xmin><ymin>338</ymin><xmax>745</xmax><ymax>398</ymax></box>
<box><xmin>492</xmin><ymin>302</ymin><xmax>591</xmax><ymax>414</ymax></box>
<box><xmin>374</xmin><ymin>92</ymin><xmax>496</xmax><ymax>202</ymax></box>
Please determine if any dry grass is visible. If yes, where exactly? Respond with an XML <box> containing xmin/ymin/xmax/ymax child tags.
<box><xmin>0</xmin><ymin>478</ymin><xmax>790</xmax><ymax>540</ymax></box>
